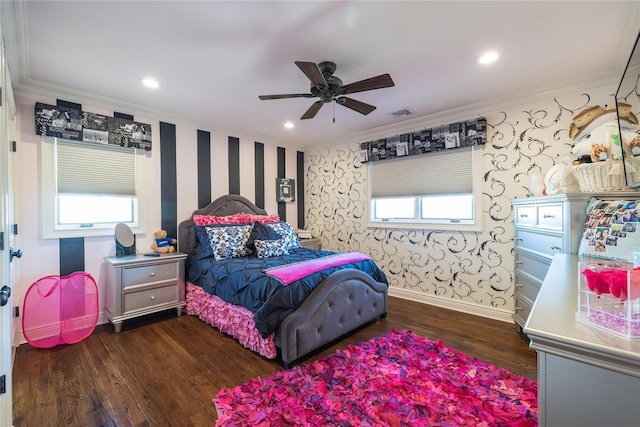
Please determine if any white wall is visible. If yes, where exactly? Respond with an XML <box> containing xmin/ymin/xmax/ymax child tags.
<box><xmin>13</xmin><ymin>90</ymin><xmax>300</xmax><ymax>341</ymax></box>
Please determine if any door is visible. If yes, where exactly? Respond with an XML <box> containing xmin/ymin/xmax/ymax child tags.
<box><xmin>0</xmin><ymin>30</ymin><xmax>16</xmax><ymax>426</ymax></box>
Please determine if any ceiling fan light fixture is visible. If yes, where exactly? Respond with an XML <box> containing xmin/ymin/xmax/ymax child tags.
<box><xmin>284</xmin><ymin>121</ymin><xmax>294</xmax><ymax>129</ymax></box>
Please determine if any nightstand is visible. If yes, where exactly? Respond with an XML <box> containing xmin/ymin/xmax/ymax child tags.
<box><xmin>299</xmin><ymin>237</ymin><xmax>321</xmax><ymax>250</ymax></box>
<box><xmin>104</xmin><ymin>252</ymin><xmax>187</xmax><ymax>332</ymax></box>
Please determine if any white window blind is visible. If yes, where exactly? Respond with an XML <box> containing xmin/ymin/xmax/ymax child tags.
<box><xmin>371</xmin><ymin>147</ymin><xmax>473</xmax><ymax>198</ymax></box>
<box><xmin>56</xmin><ymin>140</ymin><xmax>136</xmax><ymax>196</ymax></box>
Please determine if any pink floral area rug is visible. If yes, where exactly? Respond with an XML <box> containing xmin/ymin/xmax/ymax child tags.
<box><xmin>214</xmin><ymin>329</ymin><xmax>538</xmax><ymax>426</ymax></box>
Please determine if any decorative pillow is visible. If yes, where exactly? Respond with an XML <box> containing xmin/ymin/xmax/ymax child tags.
<box><xmin>244</xmin><ymin>213</ymin><xmax>280</xmax><ymax>224</ymax></box>
<box><xmin>578</xmin><ymin>198</ymin><xmax>640</xmax><ymax>262</ymax></box>
<box><xmin>193</xmin><ymin>225</ymin><xmax>215</xmax><ymax>257</ymax></box>
<box><xmin>254</xmin><ymin>238</ymin><xmax>289</xmax><ymax>258</ymax></box>
<box><xmin>194</xmin><ymin>212</ymin><xmax>280</xmax><ymax>226</ymax></box>
<box><xmin>246</xmin><ymin>221</ymin><xmax>282</xmax><ymax>252</ymax></box>
<box><xmin>203</xmin><ymin>224</ymin><xmax>253</xmax><ymax>261</ymax></box>
<box><xmin>265</xmin><ymin>222</ymin><xmax>300</xmax><ymax>250</ymax></box>
<box><xmin>194</xmin><ymin>213</ymin><xmax>246</xmax><ymax>226</ymax></box>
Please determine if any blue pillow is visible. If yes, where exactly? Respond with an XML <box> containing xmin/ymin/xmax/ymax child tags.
<box><xmin>193</xmin><ymin>226</ymin><xmax>214</xmax><ymax>257</ymax></box>
<box><xmin>246</xmin><ymin>221</ymin><xmax>281</xmax><ymax>252</ymax></box>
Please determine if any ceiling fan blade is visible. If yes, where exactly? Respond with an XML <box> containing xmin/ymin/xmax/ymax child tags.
<box><xmin>259</xmin><ymin>93</ymin><xmax>314</xmax><ymax>100</ymax></box>
<box><xmin>337</xmin><ymin>97</ymin><xmax>377</xmax><ymax>115</ymax></box>
<box><xmin>341</xmin><ymin>73</ymin><xmax>395</xmax><ymax>94</ymax></box>
<box><xmin>301</xmin><ymin>101</ymin><xmax>324</xmax><ymax>120</ymax></box>
<box><xmin>295</xmin><ymin>61</ymin><xmax>328</xmax><ymax>88</ymax></box>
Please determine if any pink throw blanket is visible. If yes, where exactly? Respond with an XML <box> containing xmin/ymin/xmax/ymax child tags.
<box><xmin>265</xmin><ymin>252</ymin><xmax>372</xmax><ymax>285</ymax></box>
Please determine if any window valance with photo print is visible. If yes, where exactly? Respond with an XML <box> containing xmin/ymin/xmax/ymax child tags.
<box><xmin>34</xmin><ymin>102</ymin><xmax>152</xmax><ymax>151</ymax></box>
<box><xmin>359</xmin><ymin>117</ymin><xmax>486</xmax><ymax>163</ymax></box>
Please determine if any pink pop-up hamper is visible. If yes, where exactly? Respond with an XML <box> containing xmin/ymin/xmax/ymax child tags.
<box><xmin>22</xmin><ymin>272</ymin><xmax>98</xmax><ymax>348</ymax></box>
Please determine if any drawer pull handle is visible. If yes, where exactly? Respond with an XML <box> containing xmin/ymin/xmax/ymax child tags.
<box><xmin>550</xmin><ymin>245</ymin><xmax>561</xmax><ymax>251</ymax></box>
<box><xmin>150</xmin><ymin>295</ymin><xmax>156</xmax><ymax>300</ymax></box>
<box><xmin>515</xmin><ymin>306</ymin><xmax>522</xmax><ymax>311</ymax></box>
<box><xmin>519</xmin><ymin>214</ymin><xmax>529</xmax><ymax>218</ymax></box>
<box><xmin>543</xmin><ymin>214</ymin><xmax>555</xmax><ymax>219</ymax></box>
<box><xmin>515</xmin><ymin>238</ymin><xmax>523</xmax><ymax>242</ymax></box>
<box><xmin>515</xmin><ymin>261</ymin><xmax>523</xmax><ymax>265</ymax></box>
<box><xmin>149</xmin><ymin>272</ymin><xmax>156</xmax><ymax>277</ymax></box>
<box><xmin>515</xmin><ymin>283</ymin><xmax>523</xmax><ymax>288</ymax></box>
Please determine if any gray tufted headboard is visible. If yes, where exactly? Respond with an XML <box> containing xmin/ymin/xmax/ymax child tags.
<box><xmin>177</xmin><ymin>194</ymin><xmax>267</xmax><ymax>255</ymax></box>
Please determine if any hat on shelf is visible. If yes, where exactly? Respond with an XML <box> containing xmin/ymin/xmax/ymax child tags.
<box><xmin>569</xmin><ymin>103</ymin><xmax>638</xmax><ymax>140</ymax></box>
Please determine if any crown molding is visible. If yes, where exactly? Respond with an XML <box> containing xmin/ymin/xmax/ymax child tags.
<box><xmin>309</xmin><ymin>70</ymin><xmax>619</xmax><ymax>152</ymax></box>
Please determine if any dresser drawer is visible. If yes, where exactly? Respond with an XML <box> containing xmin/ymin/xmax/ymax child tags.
<box><xmin>122</xmin><ymin>262</ymin><xmax>179</xmax><ymax>289</ymax></box>
<box><xmin>514</xmin><ymin>205</ymin><xmax>535</xmax><ymax>227</ymax></box>
<box><xmin>123</xmin><ymin>284</ymin><xmax>179</xmax><ymax>314</ymax></box>
<box><xmin>514</xmin><ymin>273</ymin><xmax>541</xmax><ymax>305</ymax></box>
<box><xmin>515</xmin><ymin>251</ymin><xmax>551</xmax><ymax>282</ymax></box>
<box><xmin>515</xmin><ymin>229</ymin><xmax>563</xmax><ymax>257</ymax></box>
<box><xmin>513</xmin><ymin>295</ymin><xmax>533</xmax><ymax>326</ymax></box>
<box><xmin>536</xmin><ymin>203</ymin><xmax>563</xmax><ymax>230</ymax></box>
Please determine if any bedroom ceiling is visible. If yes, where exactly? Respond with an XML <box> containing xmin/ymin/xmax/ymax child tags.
<box><xmin>3</xmin><ymin>1</ymin><xmax>640</xmax><ymax>149</ymax></box>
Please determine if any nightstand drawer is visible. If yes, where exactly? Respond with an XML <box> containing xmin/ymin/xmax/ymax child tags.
<box><xmin>515</xmin><ymin>229</ymin><xmax>563</xmax><ymax>257</ymax></box>
<box><xmin>123</xmin><ymin>285</ymin><xmax>179</xmax><ymax>314</ymax></box>
<box><xmin>122</xmin><ymin>262</ymin><xmax>179</xmax><ymax>289</ymax></box>
<box><xmin>536</xmin><ymin>204</ymin><xmax>563</xmax><ymax>230</ymax></box>
<box><xmin>514</xmin><ymin>205</ymin><xmax>535</xmax><ymax>227</ymax></box>
<box><xmin>299</xmin><ymin>238</ymin><xmax>321</xmax><ymax>250</ymax></box>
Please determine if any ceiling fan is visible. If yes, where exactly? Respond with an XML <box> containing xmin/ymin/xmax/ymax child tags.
<box><xmin>259</xmin><ymin>61</ymin><xmax>395</xmax><ymax>120</ymax></box>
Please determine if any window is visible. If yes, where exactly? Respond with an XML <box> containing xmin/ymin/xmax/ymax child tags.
<box><xmin>41</xmin><ymin>137</ymin><xmax>146</xmax><ymax>238</ymax></box>
<box><xmin>369</xmin><ymin>147</ymin><xmax>482</xmax><ymax>231</ymax></box>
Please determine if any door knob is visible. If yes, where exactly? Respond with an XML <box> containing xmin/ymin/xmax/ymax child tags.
<box><xmin>0</xmin><ymin>285</ymin><xmax>11</xmax><ymax>307</ymax></box>
<box><xmin>9</xmin><ymin>247</ymin><xmax>22</xmax><ymax>262</ymax></box>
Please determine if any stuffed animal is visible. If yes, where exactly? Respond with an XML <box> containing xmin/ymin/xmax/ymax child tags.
<box><xmin>570</xmin><ymin>103</ymin><xmax>639</xmax><ymax>164</ymax></box>
<box><xmin>544</xmin><ymin>163</ymin><xmax>582</xmax><ymax>194</ymax></box>
<box><xmin>150</xmin><ymin>229</ymin><xmax>176</xmax><ymax>253</ymax></box>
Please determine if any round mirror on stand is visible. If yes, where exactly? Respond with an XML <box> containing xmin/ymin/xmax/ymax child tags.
<box><xmin>115</xmin><ymin>223</ymin><xmax>137</xmax><ymax>256</ymax></box>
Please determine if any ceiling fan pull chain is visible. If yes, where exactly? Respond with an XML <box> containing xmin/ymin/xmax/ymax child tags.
<box><xmin>333</xmin><ymin>101</ymin><xmax>336</xmax><ymax>123</ymax></box>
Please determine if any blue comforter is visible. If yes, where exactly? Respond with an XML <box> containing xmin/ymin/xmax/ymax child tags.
<box><xmin>187</xmin><ymin>247</ymin><xmax>388</xmax><ymax>337</ymax></box>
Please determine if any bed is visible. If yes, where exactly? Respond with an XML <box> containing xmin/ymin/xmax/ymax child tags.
<box><xmin>177</xmin><ymin>194</ymin><xmax>388</xmax><ymax>368</ymax></box>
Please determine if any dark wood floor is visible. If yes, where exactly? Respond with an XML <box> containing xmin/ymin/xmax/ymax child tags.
<box><xmin>12</xmin><ymin>296</ymin><xmax>537</xmax><ymax>427</ymax></box>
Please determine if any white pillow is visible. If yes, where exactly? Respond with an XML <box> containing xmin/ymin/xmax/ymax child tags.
<box><xmin>204</xmin><ymin>224</ymin><xmax>253</xmax><ymax>261</ymax></box>
<box><xmin>265</xmin><ymin>222</ymin><xmax>300</xmax><ymax>250</ymax></box>
<box><xmin>254</xmin><ymin>238</ymin><xmax>289</xmax><ymax>258</ymax></box>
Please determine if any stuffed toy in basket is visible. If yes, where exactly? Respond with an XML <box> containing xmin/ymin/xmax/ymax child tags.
<box><xmin>570</xmin><ymin>103</ymin><xmax>640</xmax><ymax>191</ymax></box>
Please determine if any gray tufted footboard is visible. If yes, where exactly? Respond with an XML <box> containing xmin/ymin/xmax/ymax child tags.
<box><xmin>275</xmin><ymin>268</ymin><xmax>388</xmax><ymax>368</ymax></box>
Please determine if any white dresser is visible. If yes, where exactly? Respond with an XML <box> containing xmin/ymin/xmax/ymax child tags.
<box><xmin>524</xmin><ymin>254</ymin><xmax>640</xmax><ymax>427</ymax></box>
<box><xmin>105</xmin><ymin>252</ymin><xmax>187</xmax><ymax>332</ymax></box>
<box><xmin>511</xmin><ymin>194</ymin><xmax>593</xmax><ymax>328</ymax></box>
<box><xmin>512</xmin><ymin>192</ymin><xmax>640</xmax><ymax>328</ymax></box>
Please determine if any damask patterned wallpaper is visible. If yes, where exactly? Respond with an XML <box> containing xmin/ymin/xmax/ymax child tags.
<box><xmin>305</xmin><ymin>84</ymin><xmax>625</xmax><ymax>317</ymax></box>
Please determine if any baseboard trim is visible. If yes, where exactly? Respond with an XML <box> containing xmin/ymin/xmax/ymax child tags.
<box><xmin>388</xmin><ymin>287</ymin><xmax>514</xmax><ymax>324</ymax></box>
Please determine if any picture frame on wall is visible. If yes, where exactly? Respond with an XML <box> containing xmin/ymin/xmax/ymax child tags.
<box><xmin>276</xmin><ymin>178</ymin><xmax>295</xmax><ymax>203</ymax></box>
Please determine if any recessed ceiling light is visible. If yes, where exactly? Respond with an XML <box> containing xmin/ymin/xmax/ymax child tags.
<box><xmin>284</xmin><ymin>121</ymin><xmax>294</xmax><ymax>129</ymax></box>
<box><xmin>478</xmin><ymin>51</ymin><xmax>499</xmax><ymax>65</ymax></box>
<box><xmin>142</xmin><ymin>78</ymin><xmax>159</xmax><ymax>88</ymax></box>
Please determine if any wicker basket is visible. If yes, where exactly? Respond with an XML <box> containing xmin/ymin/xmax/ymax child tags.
<box><xmin>625</xmin><ymin>157</ymin><xmax>640</xmax><ymax>186</ymax></box>
<box><xmin>573</xmin><ymin>161</ymin><xmax>626</xmax><ymax>192</ymax></box>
